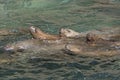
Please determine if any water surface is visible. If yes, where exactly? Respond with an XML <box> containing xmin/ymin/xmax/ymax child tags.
<box><xmin>0</xmin><ymin>0</ymin><xmax>120</xmax><ymax>80</ymax></box>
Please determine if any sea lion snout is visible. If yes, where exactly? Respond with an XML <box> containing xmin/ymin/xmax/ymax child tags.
<box><xmin>30</xmin><ymin>26</ymin><xmax>36</xmax><ymax>33</ymax></box>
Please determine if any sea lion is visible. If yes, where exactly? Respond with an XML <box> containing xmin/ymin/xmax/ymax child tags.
<box><xmin>60</xmin><ymin>28</ymin><xmax>80</xmax><ymax>38</ymax></box>
<box><xmin>65</xmin><ymin>42</ymin><xmax>120</xmax><ymax>57</ymax></box>
<box><xmin>29</xmin><ymin>27</ymin><xmax>84</xmax><ymax>39</ymax></box>
<box><xmin>3</xmin><ymin>27</ymin><xmax>120</xmax><ymax>57</ymax></box>
<box><xmin>29</xmin><ymin>26</ymin><xmax>61</xmax><ymax>40</ymax></box>
<box><xmin>3</xmin><ymin>37</ymin><xmax>120</xmax><ymax>57</ymax></box>
<box><xmin>4</xmin><ymin>39</ymin><xmax>67</xmax><ymax>54</ymax></box>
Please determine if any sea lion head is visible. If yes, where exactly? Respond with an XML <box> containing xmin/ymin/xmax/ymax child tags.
<box><xmin>29</xmin><ymin>26</ymin><xmax>47</xmax><ymax>39</ymax></box>
<box><xmin>29</xmin><ymin>26</ymin><xmax>36</xmax><ymax>33</ymax></box>
<box><xmin>64</xmin><ymin>44</ymin><xmax>83</xmax><ymax>55</ymax></box>
<box><xmin>29</xmin><ymin>26</ymin><xmax>43</xmax><ymax>35</ymax></box>
<box><xmin>60</xmin><ymin>28</ymin><xmax>80</xmax><ymax>38</ymax></box>
<box><xmin>86</xmin><ymin>33</ymin><xmax>98</xmax><ymax>43</ymax></box>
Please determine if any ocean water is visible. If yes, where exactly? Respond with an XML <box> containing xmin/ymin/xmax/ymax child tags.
<box><xmin>0</xmin><ymin>0</ymin><xmax>120</xmax><ymax>80</ymax></box>
<box><xmin>0</xmin><ymin>52</ymin><xmax>120</xmax><ymax>80</ymax></box>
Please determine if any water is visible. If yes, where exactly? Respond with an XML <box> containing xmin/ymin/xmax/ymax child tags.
<box><xmin>0</xmin><ymin>0</ymin><xmax>120</xmax><ymax>80</ymax></box>
<box><xmin>0</xmin><ymin>54</ymin><xmax>120</xmax><ymax>80</ymax></box>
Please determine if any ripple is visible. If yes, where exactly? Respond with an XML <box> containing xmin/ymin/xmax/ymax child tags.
<box><xmin>66</xmin><ymin>62</ymin><xmax>92</xmax><ymax>70</ymax></box>
<box><xmin>89</xmin><ymin>60</ymin><xmax>100</xmax><ymax>65</ymax></box>
<box><xmin>89</xmin><ymin>73</ymin><xmax>117</xmax><ymax>80</ymax></box>
<box><xmin>0</xmin><ymin>68</ymin><xmax>26</xmax><ymax>77</ymax></box>
<box><xmin>10</xmin><ymin>77</ymin><xmax>37</xmax><ymax>80</ymax></box>
<box><xmin>62</xmin><ymin>71</ymin><xmax>85</xmax><ymax>80</ymax></box>
<box><xmin>41</xmin><ymin>63</ymin><xmax>63</xmax><ymax>70</ymax></box>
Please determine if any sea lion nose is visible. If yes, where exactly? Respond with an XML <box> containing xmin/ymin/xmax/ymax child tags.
<box><xmin>30</xmin><ymin>26</ymin><xmax>36</xmax><ymax>33</ymax></box>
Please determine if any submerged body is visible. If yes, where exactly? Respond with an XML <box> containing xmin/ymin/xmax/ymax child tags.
<box><xmin>4</xmin><ymin>39</ymin><xmax>67</xmax><ymax>54</ymax></box>
<box><xmin>4</xmin><ymin>37</ymin><xmax>120</xmax><ymax>57</ymax></box>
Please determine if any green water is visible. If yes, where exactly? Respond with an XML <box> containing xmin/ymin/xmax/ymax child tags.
<box><xmin>0</xmin><ymin>0</ymin><xmax>120</xmax><ymax>32</ymax></box>
<box><xmin>0</xmin><ymin>0</ymin><xmax>120</xmax><ymax>80</ymax></box>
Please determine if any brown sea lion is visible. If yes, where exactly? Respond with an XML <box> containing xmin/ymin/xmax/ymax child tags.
<box><xmin>4</xmin><ymin>27</ymin><xmax>120</xmax><ymax>57</ymax></box>
<box><xmin>65</xmin><ymin>42</ymin><xmax>120</xmax><ymax>57</ymax></box>
<box><xmin>29</xmin><ymin>26</ymin><xmax>61</xmax><ymax>40</ymax></box>
<box><xmin>4</xmin><ymin>38</ymin><xmax>120</xmax><ymax>57</ymax></box>
<box><xmin>3</xmin><ymin>38</ymin><xmax>68</xmax><ymax>54</ymax></box>
<box><xmin>29</xmin><ymin>27</ymin><xmax>85</xmax><ymax>40</ymax></box>
<box><xmin>60</xmin><ymin>28</ymin><xmax>80</xmax><ymax>38</ymax></box>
